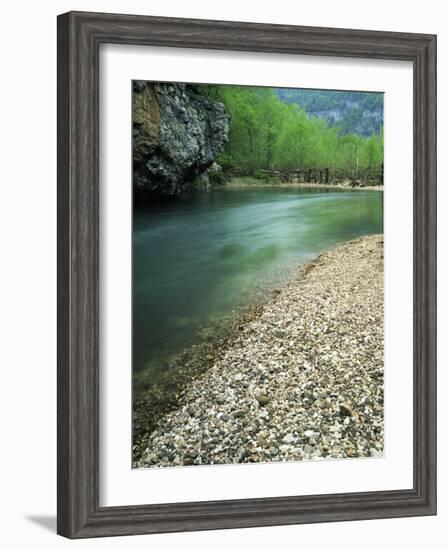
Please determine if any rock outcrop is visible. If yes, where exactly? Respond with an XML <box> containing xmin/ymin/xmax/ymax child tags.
<box><xmin>133</xmin><ymin>81</ymin><xmax>229</xmax><ymax>197</ymax></box>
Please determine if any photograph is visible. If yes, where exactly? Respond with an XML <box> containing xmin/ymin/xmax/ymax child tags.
<box><xmin>51</xmin><ymin>7</ymin><xmax>436</xmax><ymax>540</ymax></box>
<box><xmin>132</xmin><ymin>81</ymin><xmax>385</xmax><ymax>468</ymax></box>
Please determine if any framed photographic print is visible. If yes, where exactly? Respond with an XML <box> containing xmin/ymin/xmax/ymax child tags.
<box><xmin>57</xmin><ymin>11</ymin><xmax>437</xmax><ymax>538</ymax></box>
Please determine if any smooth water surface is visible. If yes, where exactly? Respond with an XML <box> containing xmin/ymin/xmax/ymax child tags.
<box><xmin>133</xmin><ymin>188</ymin><xmax>383</xmax><ymax>375</ymax></box>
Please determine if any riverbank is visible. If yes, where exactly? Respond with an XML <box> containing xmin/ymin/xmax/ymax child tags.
<box><xmin>135</xmin><ymin>235</ymin><xmax>384</xmax><ymax>467</ymax></box>
<box><xmin>222</xmin><ymin>176</ymin><xmax>383</xmax><ymax>192</ymax></box>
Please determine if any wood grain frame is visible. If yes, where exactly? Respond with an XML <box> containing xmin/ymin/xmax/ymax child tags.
<box><xmin>57</xmin><ymin>11</ymin><xmax>437</xmax><ymax>538</ymax></box>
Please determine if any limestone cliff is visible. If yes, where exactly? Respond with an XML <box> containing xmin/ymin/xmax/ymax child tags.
<box><xmin>133</xmin><ymin>81</ymin><xmax>229</xmax><ymax>198</ymax></box>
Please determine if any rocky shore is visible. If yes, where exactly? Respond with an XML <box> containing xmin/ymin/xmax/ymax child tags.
<box><xmin>135</xmin><ymin>235</ymin><xmax>384</xmax><ymax>468</ymax></box>
<box><xmin>224</xmin><ymin>176</ymin><xmax>383</xmax><ymax>192</ymax></box>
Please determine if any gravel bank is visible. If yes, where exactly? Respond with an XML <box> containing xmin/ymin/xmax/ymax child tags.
<box><xmin>136</xmin><ymin>235</ymin><xmax>384</xmax><ymax>468</ymax></box>
<box><xmin>223</xmin><ymin>177</ymin><xmax>383</xmax><ymax>192</ymax></box>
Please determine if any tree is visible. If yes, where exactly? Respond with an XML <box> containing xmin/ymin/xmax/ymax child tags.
<box><xmin>199</xmin><ymin>84</ymin><xmax>383</xmax><ymax>182</ymax></box>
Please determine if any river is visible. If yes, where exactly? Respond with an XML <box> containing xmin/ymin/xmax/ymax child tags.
<box><xmin>133</xmin><ymin>187</ymin><xmax>383</xmax><ymax>377</ymax></box>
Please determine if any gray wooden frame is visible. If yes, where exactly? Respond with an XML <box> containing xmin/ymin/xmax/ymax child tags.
<box><xmin>57</xmin><ymin>10</ymin><xmax>437</xmax><ymax>539</ymax></box>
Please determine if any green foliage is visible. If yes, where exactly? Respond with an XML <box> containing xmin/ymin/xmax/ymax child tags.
<box><xmin>200</xmin><ymin>84</ymin><xmax>383</xmax><ymax>179</ymax></box>
<box><xmin>216</xmin><ymin>152</ymin><xmax>236</xmax><ymax>172</ymax></box>
<box><xmin>275</xmin><ymin>89</ymin><xmax>383</xmax><ymax>136</ymax></box>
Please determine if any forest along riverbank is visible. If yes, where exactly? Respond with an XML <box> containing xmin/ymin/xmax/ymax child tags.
<box><xmin>136</xmin><ymin>235</ymin><xmax>384</xmax><ymax>467</ymax></box>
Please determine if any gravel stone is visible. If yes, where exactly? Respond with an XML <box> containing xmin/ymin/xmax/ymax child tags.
<box><xmin>135</xmin><ymin>235</ymin><xmax>384</xmax><ymax>468</ymax></box>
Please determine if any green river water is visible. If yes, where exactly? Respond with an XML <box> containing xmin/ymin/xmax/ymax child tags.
<box><xmin>133</xmin><ymin>188</ymin><xmax>383</xmax><ymax>377</ymax></box>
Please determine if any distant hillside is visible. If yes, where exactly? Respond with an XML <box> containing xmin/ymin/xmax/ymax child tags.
<box><xmin>275</xmin><ymin>89</ymin><xmax>383</xmax><ymax>137</ymax></box>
